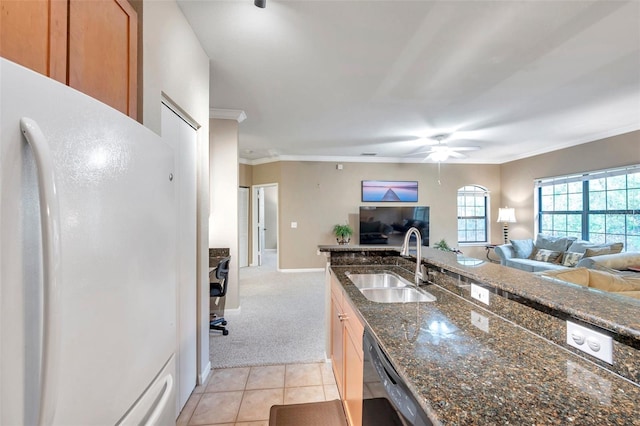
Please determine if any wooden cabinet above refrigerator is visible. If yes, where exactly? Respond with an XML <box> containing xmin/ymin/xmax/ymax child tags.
<box><xmin>1</xmin><ymin>0</ymin><xmax>137</xmax><ymax>120</ymax></box>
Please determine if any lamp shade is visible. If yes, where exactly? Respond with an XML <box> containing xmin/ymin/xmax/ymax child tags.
<box><xmin>497</xmin><ymin>207</ymin><xmax>516</xmax><ymax>223</ymax></box>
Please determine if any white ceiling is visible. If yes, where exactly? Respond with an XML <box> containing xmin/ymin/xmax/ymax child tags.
<box><xmin>177</xmin><ymin>0</ymin><xmax>640</xmax><ymax>164</ymax></box>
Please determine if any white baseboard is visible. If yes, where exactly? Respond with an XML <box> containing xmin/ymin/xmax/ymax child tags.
<box><xmin>278</xmin><ymin>268</ymin><xmax>325</xmax><ymax>273</ymax></box>
<box><xmin>199</xmin><ymin>361</ymin><xmax>211</xmax><ymax>385</ymax></box>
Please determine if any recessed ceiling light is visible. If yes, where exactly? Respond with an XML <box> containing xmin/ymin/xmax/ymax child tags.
<box><xmin>361</xmin><ymin>152</ymin><xmax>377</xmax><ymax>156</ymax></box>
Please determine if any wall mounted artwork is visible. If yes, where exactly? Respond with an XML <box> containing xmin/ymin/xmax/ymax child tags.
<box><xmin>362</xmin><ymin>180</ymin><xmax>418</xmax><ymax>202</ymax></box>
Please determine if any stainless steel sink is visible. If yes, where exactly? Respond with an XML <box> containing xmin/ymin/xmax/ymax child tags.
<box><xmin>346</xmin><ymin>272</ymin><xmax>436</xmax><ymax>303</ymax></box>
<box><xmin>360</xmin><ymin>287</ymin><xmax>436</xmax><ymax>303</ymax></box>
<box><xmin>347</xmin><ymin>272</ymin><xmax>407</xmax><ymax>289</ymax></box>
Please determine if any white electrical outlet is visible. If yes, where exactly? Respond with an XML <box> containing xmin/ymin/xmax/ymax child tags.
<box><xmin>566</xmin><ymin>321</ymin><xmax>613</xmax><ymax>364</ymax></box>
<box><xmin>291</xmin><ymin>221</ymin><xmax>297</xmax><ymax>228</ymax></box>
<box><xmin>470</xmin><ymin>283</ymin><xmax>490</xmax><ymax>305</ymax></box>
<box><xmin>471</xmin><ymin>311</ymin><xmax>489</xmax><ymax>332</ymax></box>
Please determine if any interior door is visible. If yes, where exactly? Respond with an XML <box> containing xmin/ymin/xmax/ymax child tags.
<box><xmin>161</xmin><ymin>103</ymin><xmax>197</xmax><ymax>413</ymax></box>
<box><xmin>239</xmin><ymin>187</ymin><xmax>249</xmax><ymax>267</ymax></box>
<box><xmin>257</xmin><ymin>186</ymin><xmax>265</xmax><ymax>266</ymax></box>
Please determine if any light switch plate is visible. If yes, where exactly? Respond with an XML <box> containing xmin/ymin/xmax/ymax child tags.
<box><xmin>470</xmin><ymin>283</ymin><xmax>490</xmax><ymax>305</ymax></box>
<box><xmin>291</xmin><ymin>221</ymin><xmax>298</xmax><ymax>228</ymax></box>
<box><xmin>566</xmin><ymin>321</ymin><xmax>613</xmax><ymax>364</ymax></box>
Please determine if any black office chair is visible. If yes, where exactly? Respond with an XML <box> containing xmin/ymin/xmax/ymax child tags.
<box><xmin>210</xmin><ymin>256</ymin><xmax>230</xmax><ymax>336</ymax></box>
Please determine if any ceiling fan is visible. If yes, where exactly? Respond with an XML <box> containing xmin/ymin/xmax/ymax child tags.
<box><xmin>410</xmin><ymin>134</ymin><xmax>480</xmax><ymax>162</ymax></box>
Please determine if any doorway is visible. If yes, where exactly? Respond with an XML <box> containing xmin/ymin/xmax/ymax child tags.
<box><xmin>252</xmin><ymin>184</ymin><xmax>278</xmax><ymax>268</ymax></box>
<box><xmin>239</xmin><ymin>187</ymin><xmax>249</xmax><ymax>268</ymax></box>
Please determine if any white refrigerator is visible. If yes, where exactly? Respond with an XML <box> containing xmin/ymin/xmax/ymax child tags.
<box><xmin>0</xmin><ymin>58</ymin><xmax>177</xmax><ymax>425</ymax></box>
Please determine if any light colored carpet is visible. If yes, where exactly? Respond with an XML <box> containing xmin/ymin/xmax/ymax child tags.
<box><xmin>210</xmin><ymin>252</ymin><xmax>327</xmax><ymax>368</ymax></box>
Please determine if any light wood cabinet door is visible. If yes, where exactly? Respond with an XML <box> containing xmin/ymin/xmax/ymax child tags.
<box><xmin>0</xmin><ymin>0</ymin><xmax>67</xmax><ymax>82</ymax></box>
<box><xmin>68</xmin><ymin>0</ymin><xmax>137</xmax><ymax>119</ymax></box>
<box><xmin>330</xmin><ymin>271</ymin><xmax>364</xmax><ymax>426</ymax></box>
<box><xmin>344</xmin><ymin>326</ymin><xmax>364</xmax><ymax>426</ymax></box>
<box><xmin>331</xmin><ymin>291</ymin><xmax>345</xmax><ymax>394</ymax></box>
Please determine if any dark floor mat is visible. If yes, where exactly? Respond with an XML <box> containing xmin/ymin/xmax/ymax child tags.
<box><xmin>269</xmin><ymin>399</ymin><xmax>348</xmax><ymax>426</ymax></box>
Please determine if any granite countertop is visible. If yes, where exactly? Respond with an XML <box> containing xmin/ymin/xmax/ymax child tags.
<box><xmin>320</xmin><ymin>245</ymin><xmax>640</xmax><ymax>340</ymax></box>
<box><xmin>330</xmin><ymin>263</ymin><xmax>640</xmax><ymax>425</ymax></box>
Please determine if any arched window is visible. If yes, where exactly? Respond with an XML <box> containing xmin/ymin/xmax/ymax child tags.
<box><xmin>457</xmin><ymin>185</ymin><xmax>488</xmax><ymax>243</ymax></box>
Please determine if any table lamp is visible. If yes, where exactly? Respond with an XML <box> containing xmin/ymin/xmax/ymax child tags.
<box><xmin>497</xmin><ymin>207</ymin><xmax>517</xmax><ymax>244</ymax></box>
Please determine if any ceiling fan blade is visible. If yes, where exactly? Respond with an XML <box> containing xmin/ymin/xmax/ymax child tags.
<box><xmin>449</xmin><ymin>146</ymin><xmax>480</xmax><ymax>152</ymax></box>
<box><xmin>448</xmin><ymin>151</ymin><xmax>467</xmax><ymax>158</ymax></box>
<box><xmin>406</xmin><ymin>150</ymin><xmax>435</xmax><ymax>156</ymax></box>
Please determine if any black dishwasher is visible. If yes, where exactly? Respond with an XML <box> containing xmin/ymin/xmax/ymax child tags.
<box><xmin>362</xmin><ymin>329</ymin><xmax>432</xmax><ymax>426</ymax></box>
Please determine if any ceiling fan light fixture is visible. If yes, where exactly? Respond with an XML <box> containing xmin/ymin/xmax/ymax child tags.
<box><xmin>430</xmin><ymin>151</ymin><xmax>450</xmax><ymax>162</ymax></box>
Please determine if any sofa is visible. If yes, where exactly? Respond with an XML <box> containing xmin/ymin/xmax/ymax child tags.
<box><xmin>539</xmin><ymin>267</ymin><xmax>640</xmax><ymax>300</ymax></box>
<box><xmin>495</xmin><ymin>234</ymin><xmax>639</xmax><ymax>273</ymax></box>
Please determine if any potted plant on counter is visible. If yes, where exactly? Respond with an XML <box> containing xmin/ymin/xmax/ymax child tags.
<box><xmin>434</xmin><ymin>238</ymin><xmax>452</xmax><ymax>251</ymax></box>
<box><xmin>333</xmin><ymin>224</ymin><xmax>354</xmax><ymax>245</ymax></box>
<box><xmin>434</xmin><ymin>238</ymin><xmax>462</xmax><ymax>254</ymax></box>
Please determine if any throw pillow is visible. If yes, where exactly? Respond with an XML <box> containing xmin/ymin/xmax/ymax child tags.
<box><xmin>566</xmin><ymin>240</ymin><xmax>596</xmax><ymax>254</ymax></box>
<box><xmin>534</xmin><ymin>249</ymin><xmax>563</xmax><ymax>263</ymax></box>
<box><xmin>533</xmin><ymin>234</ymin><xmax>571</xmax><ymax>257</ymax></box>
<box><xmin>562</xmin><ymin>252</ymin><xmax>584</xmax><ymax>267</ymax></box>
<box><xmin>583</xmin><ymin>242</ymin><xmax>624</xmax><ymax>258</ymax></box>
<box><xmin>510</xmin><ymin>239</ymin><xmax>534</xmax><ymax>259</ymax></box>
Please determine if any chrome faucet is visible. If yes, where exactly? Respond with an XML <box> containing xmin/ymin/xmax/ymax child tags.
<box><xmin>400</xmin><ymin>227</ymin><xmax>423</xmax><ymax>284</ymax></box>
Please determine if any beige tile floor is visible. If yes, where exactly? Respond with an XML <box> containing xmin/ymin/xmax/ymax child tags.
<box><xmin>177</xmin><ymin>362</ymin><xmax>340</xmax><ymax>426</ymax></box>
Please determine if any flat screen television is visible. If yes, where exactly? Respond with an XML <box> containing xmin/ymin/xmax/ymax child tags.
<box><xmin>359</xmin><ymin>206</ymin><xmax>429</xmax><ymax>246</ymax></box>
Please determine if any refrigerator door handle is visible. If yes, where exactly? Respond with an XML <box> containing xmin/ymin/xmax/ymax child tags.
<box><xmin>145</xmin><ymin>374</ymin><xmax>174</xmax><ymax>425</ymax></box>
<box><xmin>20</xmin><ymin>117</ymin><xmax>63</xmax><ymax>426</ymax></box>
<box><xmin>117</xmin><ymin>356</ymin><xmax>176</xmax><ymax>426</ymax></box>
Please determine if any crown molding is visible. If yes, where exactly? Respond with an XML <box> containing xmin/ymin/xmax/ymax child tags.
<box><xmin>210</xmin><ymin>108</ymin><xmax>247</xmax><ymax>123</ymax></box>
<box><xmin>238</xmin><ymin>154</ymin><xmax>497</xmax><ymax>166</ymax></box>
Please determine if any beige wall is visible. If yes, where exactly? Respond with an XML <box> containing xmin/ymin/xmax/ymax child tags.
<box><xmin>252</xmin><ymin>161</ymin><xmax>502</xmax><ymax>269</ymax></box>
<box><xmin>239</xmin><ymin>163</ymin><xmax>252</xmax><ymax>187</ymax></box>
<box><xmin>501</xmin><ymin>130</ymin><xmax>640</xmax><ymax>241</ymax></box>
<box><xmin>141</xmin><ymin>0</ymin><xmax>211</xmax><ymax>384</ymax></box>
<box><xmin>209</xmin><ymin>119</ymin><xmax>240</xmax><ymax>308</ymax></box>
<box><xmin>253</xmin><ymin>161</ymin><xmax>282</xmax><ymax>184</ymax></box>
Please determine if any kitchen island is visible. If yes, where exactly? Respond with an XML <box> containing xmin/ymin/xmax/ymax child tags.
<box><xmin>320</xmin><ymin>245</ymin><xmax>640</xmax><ymax>425</ymax></box>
